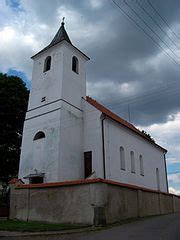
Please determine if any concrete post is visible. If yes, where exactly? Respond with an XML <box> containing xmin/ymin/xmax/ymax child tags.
<box><xmin>158</xmin><ymin>193</ymin><xmax>162</xmax><ymax>215</ymax></box>
<box><xmin>9</xmin><ymin>179</ymin><xmax>25</xmax><ymax>220</ymax></box>
<box><xmin>172</xmin><ymin>195</ymin><xmax>175</xmax><ymax>213</ymax></box>
<box><xmin>89</xmin><ymin>183</ymin><xmax>107</xmax><ymax>226</ymax></box>
<box><xmin>9</xmin><ymin>184</ymin><xmax>29</xmax><ymax>221</ymax></box>
<box><xmin>137</xmin><ymin>190</ymin><xmax>142</xmax><ymax>217</ymax></box>
<box><xmin>9</xmin><ymin>183</ymin><xmax>15</xmax><ymax>219</ymax></box>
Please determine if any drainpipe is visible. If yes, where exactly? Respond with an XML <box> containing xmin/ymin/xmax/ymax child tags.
<box><xmin>163</xmin><ymin>152</ymin><xmax>169</xmax><ymax>192</ymax></box>
<box><xmin>101</xmin><ymin>114</ymin><xmax>106</xmax><ymax>179</ymax></box>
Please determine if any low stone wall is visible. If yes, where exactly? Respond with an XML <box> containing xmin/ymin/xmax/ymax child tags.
<box><xmin>9</xmin><ymin>178</ymin><xmax>180</xmax><ymax>225</ymax></box>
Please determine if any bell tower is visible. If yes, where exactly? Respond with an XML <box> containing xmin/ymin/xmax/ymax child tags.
<box><xmin>18</xmin><ymin>21</ymin><xmax>90</xmax><ymax>183</ymax></box>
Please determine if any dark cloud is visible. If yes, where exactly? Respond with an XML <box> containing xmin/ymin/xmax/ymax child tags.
<box><xmin>82</xmin><ymin>0</ymin><xmax>180</xmax><ymax>126</ymax></box>
<box><xmin>1</xmin><ymin>0</ymin><xmax>180</xmax><ymax>126</ymax></box>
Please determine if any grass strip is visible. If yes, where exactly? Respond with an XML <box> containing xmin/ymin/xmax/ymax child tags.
<box><xmin>0</xmin><ymin>220</ymin><xmax>88</xmax><ymax>232</ymax></box>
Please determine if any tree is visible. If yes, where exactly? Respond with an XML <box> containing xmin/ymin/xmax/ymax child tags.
<box><xmin>0</xmin><ymin>73</ymin><xmax>29</xmax><ymax>182</ymax></box>
<box><xmin>141</xmin><ymin>130</ymin><xmax>155</xmax><ymax>143</ymax></box>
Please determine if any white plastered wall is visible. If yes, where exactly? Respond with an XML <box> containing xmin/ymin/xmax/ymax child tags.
<box><xmin>103</xmin><ymin>118</ymin><xmax>167</xmax><ymax>192</ymax></box>
<box><xmin>82</xmin><ymin>100</ymin><xmax>104</xmax><ymax>179</ymax></box>
<box><xmin>18</xmin><ymin>108</ymin><xmax>61</xmax><ymax>183</ymax></box>
<box><xmin>19</xmin><ymin>40</ymin><xmax>88</xmax><ymax>183</ymax></box>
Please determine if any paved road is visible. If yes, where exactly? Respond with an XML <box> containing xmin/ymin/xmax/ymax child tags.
<box><xmin>1</xmin><ymin>214</ymin><xmax>180</xmax><ymax>240</ymax></box>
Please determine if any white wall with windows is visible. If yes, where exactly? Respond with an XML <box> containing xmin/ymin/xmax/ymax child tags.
<box><xmin>28</xmin><ymin>41</ymin><xmax>87</xmax><ymax>112</ymax></box>
<box><xmin>81</xmin><ymin>101</ymin><xmax>167</xmax><ymax>192</ymax></box>
<box><xmin>102</xmin><ymin>117</ymin><xmax>167</xmax><ymax>192</ymax></box>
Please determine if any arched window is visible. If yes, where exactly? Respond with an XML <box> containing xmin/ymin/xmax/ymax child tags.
<box><xmin>44</xmin><ymin>56</ymin><xmax>51</xmax><ymax>72</ymax></box>
<box><xmin>139</xmin><ymin>155</ymin><xmax>144</xmax><ymax>176</ymax></box>
<box><xmin>33</xmin><ymin>131</ymin><xmax>45</xmax><ymax>141</ymax></box>
<box><xmin>120</xmin><ymin>146</ymin><xmax>125</xmax><ymax>170</ymax></box>
<box><xmin>131</xmin><ymin>151</ymin><xmax>135</xmax><ymax>173</ymax></box>
<box><xmin>72</xmin><ymin>56</ymin><xmax>79</xmax><ymax>73</ymax></box>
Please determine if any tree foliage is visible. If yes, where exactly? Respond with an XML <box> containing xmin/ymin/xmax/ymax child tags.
<box><xmin>0</xmin><ymin>73</ymin><xmax>29</xmax><ymax>182</ymax></box>
<box><xmin>141</xmin><ymin>130</ymin><xmax>155</xmax><ymax>143</ymax></box>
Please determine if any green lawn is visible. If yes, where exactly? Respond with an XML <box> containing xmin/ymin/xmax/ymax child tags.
<box><xmin>0</xmin><ymin>219</ymin><xmax>88</xmax><ymax>232</ymax></box>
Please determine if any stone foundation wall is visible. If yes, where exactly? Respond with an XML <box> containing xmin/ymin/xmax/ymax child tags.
<box><xmin>9</xmin><ymin>179</ymin><xmax>180</xmax><ymax>225</ymax></box>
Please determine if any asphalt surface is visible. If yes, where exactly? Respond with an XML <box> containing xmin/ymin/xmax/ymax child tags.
<box><xmin>1</xmin><ymin>213</ymin><xmax>180</xmax><ymax>240</ymax></box>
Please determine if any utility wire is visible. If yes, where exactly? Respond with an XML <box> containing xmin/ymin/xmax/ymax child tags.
<box><xmin>87</xmin><ymin>77</ymin><xmax>180</xmax><ymax>117</ymax></box>
<box><xmin>136</xmin><ymin>0</ymin><xmax>179</xmax><ymax>50</ymax></box>
<box><xmin>23</xmin><ymin>81</ymin><xmax>180</xmax><ymax>134</ymax></box>
<box><xmin>105</xmin><ymin>85</ymin><xmax>180</xmax><ymax>115</ymax></box>
<box><xmin>86</xmin><ymin>79</ymin><xmax>180</xmax><ymax>117</ymax></box>
<box><xmin>147</xmin><ymin>0</ymin><xmax>180</xmax><ymax>40</ymax></box>
<box><xmin>96</xmin><ymin>81</ymin><xmax>180</xmax><ymax>121</ymax></box>
<box><xmin>27</xmin><ymin>82</ymin><xmax>180</xmax><ymax>131</ymax></box>
<box><xmin>9</xmin><ymin>79</ymin><xmax>180</xmax><ymax>127</ymax></box>
<box><xmin>107</xmin><ymin>79</ymin><xmax>180</xmax><ymax>104</ymax></box>
<box><xmin>111</xmin><ymin>0</ymin><xmax>180</xmax><ymax>66</ymax></box>
<box><xmin>123</xmin><ymin>0</ymin><xmax>180</xmax><ymax>59</ymax></box>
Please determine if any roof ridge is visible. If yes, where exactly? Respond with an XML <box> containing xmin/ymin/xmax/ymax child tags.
<box><xmin>86</xmin><ymin>96</ymin><xmax>136</xmax><ymax>127</ymax></box>
<box><xmin>85</xmin><ymin>96</ymin><xmax>167</xmax><ymax>152</ymax></box>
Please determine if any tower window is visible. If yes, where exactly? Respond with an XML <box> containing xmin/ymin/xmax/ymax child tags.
<box><xmin>33</xmin><ymin>131</ymin><xmax>45</xmax><ymax>140</ymax></box>
<box><xmin>72</xmin><ymin>56</ymin><xmax>79</xmax><ymax>74</ymax></box>
<box><xmin>44</xmin><ymin>56</ymin><xmax>51</xmax><ymax>72</ymax></box>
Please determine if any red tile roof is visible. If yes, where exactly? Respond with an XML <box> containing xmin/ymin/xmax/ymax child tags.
<box><xmin>85</xmin><ymin>96</ymin><xmax>167</xmax><ymax>153</ymax></box>
<box><xmin>16</xmin><ymin>178</ymin><xmax>101</xmax><ymax>189</ymax></box>
<box><xmin>9</xmin><ymin>178</ymin><xmax>24</xmax><ymax>184</ymax></box>
<box><xmin>16</xmin><ymin>178</ymin><xmax>179</xmax><ymax>197</ymax></box>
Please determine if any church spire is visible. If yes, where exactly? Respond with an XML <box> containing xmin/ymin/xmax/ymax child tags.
<box><xmin>31</xmin><ymin>19</ymin><xmax>72</xmax><ymax>58</ymax></box>
<box><xmin>49</xmin><ymin>18</ymin><xmax>72</xmax><ymax>47</ymax></box>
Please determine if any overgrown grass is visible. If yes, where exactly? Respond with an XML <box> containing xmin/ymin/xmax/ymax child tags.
<box><xmin>0</xmin><ymin>220</ymin><xmax>88</xmax><ymax>232</ymax></box>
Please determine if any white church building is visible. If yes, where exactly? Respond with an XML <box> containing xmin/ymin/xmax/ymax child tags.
<box><xmin>18</xmin><ymin>21</ymin><xmax>168</xmax><ymax>192</ymax></box>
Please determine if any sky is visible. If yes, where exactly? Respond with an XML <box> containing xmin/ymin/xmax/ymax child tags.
<box><xmin>1</xmin><ymin>0</ymin><xmax>180</xmax><ymax>194</ymax></box>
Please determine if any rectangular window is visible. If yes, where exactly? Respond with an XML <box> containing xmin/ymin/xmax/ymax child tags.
<box><xmin>84</xmin><ymin>151</ymin><xmax>92</xmax><ymax>178</ymax></box>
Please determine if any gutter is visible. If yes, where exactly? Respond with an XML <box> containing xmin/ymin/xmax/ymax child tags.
<box><xmin>163</xmin><ymin>153</ymin><xmax>169</xmax><ymax>192</ymax></box>
<box><xmin>101</xmin><ymin>114</ymin><xmax>106</xmax><ymax>179</ymax></box>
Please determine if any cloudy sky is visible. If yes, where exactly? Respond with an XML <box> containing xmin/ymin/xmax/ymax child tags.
<box><xmin>1</xmin><ymin>0</ymin><xmax>180</xmax><ymax>194</ymax></box>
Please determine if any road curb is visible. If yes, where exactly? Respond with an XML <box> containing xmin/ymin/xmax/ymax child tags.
<box><xmin>0</xmin><ymin>226</ymin><xmax>103</xmax><ymax>238</ymax></box>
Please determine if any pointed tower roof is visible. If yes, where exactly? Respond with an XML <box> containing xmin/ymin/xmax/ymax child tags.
<box><xmin>32</xmin><ymin>21</ymin><xmax>73</xmax><ymax>58</ymax></box>
<box><xmin>31</xmin><ymin>20</ymin><xmax>90</xmax><ymax>60</ymax></box>
<box><xmin>49</xmin><ymin>21</ymin><xmax>72</xmax><ymax>47</ymax></box>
